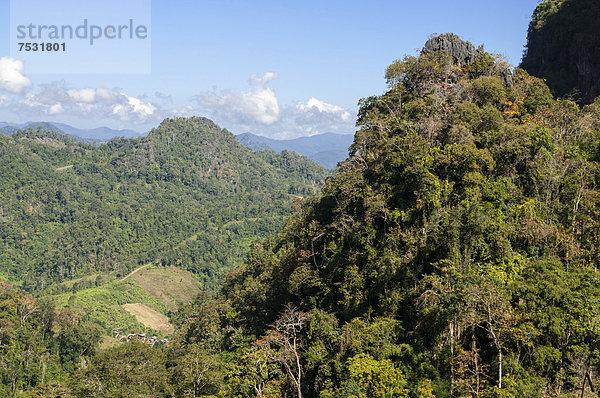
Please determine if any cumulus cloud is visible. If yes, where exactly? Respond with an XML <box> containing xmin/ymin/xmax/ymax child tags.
<box><xmin>196</xmin><ymin>72</ymin><xmax>280</xmax><ymax>126</ymax></box>
<box><xmin>16</xmin><ymin>82</ymin><xmax>159</xmax><ymax>123</ymax></box>
<box><xmin>112</xmin><ymin>96</ymin><xmax>157</xmax><ymax>121</ymax></box>
<box><xmin>295</xmin><ymin>97</ymin><xmax>352</xmax><ymax>126</ymax></box>
<box><xmin>0</xmin><ymin>95</ymin><xmax>10</xmax><ymax>107</ymax></box>
<box><xmin>297</xmin><ymin>98</ymin><xmax>351</xmax><ymax>121</ymax></box>
<box><xmin>47</xmin><ymin>103</ymin><xmax>64</xmax><ymax>115</ymax></box>
<box><xmin>67</xmin><ymin>88</ymin><xmax>94</xmax><ymax>103</ymax></box>
<box><xmin>263</xmin><ymin>97</ymin><xmax>355</xmax><ymax>137</ymax></box>
<box><xmin>249</xmin><ymin>72</ymin><xmax>278</xmax><ymax>87</ymax></box>
<box><xmin>0</xmin><ymin>57</ymin><xmax>32</xmax><ymax>94</ymax></box>
<box><xmin>194</xmin><ymin>73</ymin><xmax>355</xmax><ymax>138</ymax></box>
<box><xmin>0</xmin><ymin>67</ymin><xmax>354</xmax><ymax>137</ymax></box>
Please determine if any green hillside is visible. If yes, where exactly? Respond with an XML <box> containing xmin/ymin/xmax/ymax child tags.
<box><xmin>4</xmin><ymin>18</ymin><xmax>600</xmax><ymax>398</ymax></box>
<box><xmin>172</xmin><ymin>35</ymin><xmax>600</xmax><ymax>397</ymax></box>
<box><xmin>0</xmin><ymin>117</ymin><xmax>328</xmax><ymax>292</ymax></box>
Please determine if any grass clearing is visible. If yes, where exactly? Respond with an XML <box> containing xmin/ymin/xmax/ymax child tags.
<box><xmin>52</xmin><ymin>265</ymin><xmax>200</xmax><ymax>336</ymax></box>
<box><xmin>129</xmin><ymin>266</ymin><xmax>200</xmax><ymax>311</ymax></box>
<box><xmin>122</xmin><ymin>303</ymin><xmax>174</xmax><ymax>334</ymax></box>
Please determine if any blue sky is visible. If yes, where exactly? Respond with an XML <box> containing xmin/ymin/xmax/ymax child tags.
<box><xmin>0</xmin><ymin>0</ymin><xmax>539</xmax><ymax>138</ymax></box>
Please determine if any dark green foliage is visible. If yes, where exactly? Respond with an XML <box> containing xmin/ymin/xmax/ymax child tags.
<box><xmin>71</xmin><ymin>341</ymin><xmax>168</xmax><ymax>397</ymax></box>
<box><xmin>521</xmin><ymin>0</ymin><xmax>600</xmax><ymax>104</ymax></box>
<box><xmin>0</xmin><ymin>281</ymin><xmax>98</xmax><ymax>396</ymax></box>
<box><xmin>6</xmin><ymin>29</ymin><xmax>600</xmax><ymax>397</ymax></box>
<box><xmin>0</xmin><ymin>118</ymin><xmax>328</xmax><ymax>292</ymax></box>
<box><xmin>176</xmin><ymin>35</ymin><xmax>600</xmax><ymax>396</ymax></box>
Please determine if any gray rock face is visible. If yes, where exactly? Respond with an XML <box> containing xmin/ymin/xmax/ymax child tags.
<box><xmin>498</xmin><ymin>66</ymin><xmax>514</xmax><ymax>88</ymax></box>
<box><xmin>521</xmin><ymin>0</ymin><xmax>600</xmax><ymax>104</ymax></box>
<box><xmin>422</xmin><ymin>33</ymin><xmax>482</xmax><ymax>65</ymax></box>
<box><xmin>422</xmin><ymin>33</ymin><xmax>513</xmax><ymax>87</ymax></box>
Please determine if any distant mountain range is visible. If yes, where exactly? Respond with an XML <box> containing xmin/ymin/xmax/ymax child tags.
<box><xmin>0</xmin><ymin>121</ymin><xmax>353</xmax><ymax>168</ymax></box>
<box><xmin>0</xmin><ymin>121</ymin><xmax>141</xmax><ymax>142</ymax></box>
<box><xmin>237</xmin><ymin>132</ymin><xmax>354</xmax><ymax>169</ymax></box>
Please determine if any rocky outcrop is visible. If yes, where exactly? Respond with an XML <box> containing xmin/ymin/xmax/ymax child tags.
<box><xmin>422</xmin><ymin>33</ymin><xmax>483</xmax><ymax>66</ymax></box>
<box><xmin>422</xmin><ymin>33</ymin><xmax>513</xmax><ymax>87</ymax></box>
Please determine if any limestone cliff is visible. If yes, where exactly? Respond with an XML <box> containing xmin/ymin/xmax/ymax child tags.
<box><xmin>521</xmin><ymin>0</ymin><xmax>600</xmax><ymax>104</ymax></box>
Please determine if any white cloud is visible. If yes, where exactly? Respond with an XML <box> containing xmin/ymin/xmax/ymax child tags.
<box><xmin>280</xmin><ymin>97</ymin><xmax>354</xmax><ymax>137</ymax></box>
<box><xmin>95</xmin><ymin>88</ymin><xmax>119</xmax><ymax>101</ymax></box>
<box><xmin>112</xmin><ymin>95</ymin><xmax>157</xmax><ymax>121</ymax></box>
<box><xmin>67</xmin><ymin>88</ymin><xmax>97</xmax><ymax>103</ymax></box>
<box><xmin>0</xmin><ymin>69</ymin><xmax>354</xmax><ymax>138</ymax></box>
<box><xmin>16</xmin><ymin>83</ymin><xmax>158</xmax><ymax>123</ymax></box>
<box><xmin>127</xmin><ymin>96</ymin><xmax>157</xmax><ymax>116</ymax></box>
<box><xmin>194</xmin><ymin>73</ymin><xmax>355</xmax><ymax>138</ymax></box>
<box><xmin>47</xmin><ymin>103</ymin><xmax>64</xmax><ymax>115</ymax></box>
<box><xmin>249</xmin><ymin>72</ymin><xmax>278</xmax><ymax>87</ymax></box>
<box><xmin>0</xmin><ymin>95</ymin><xmax>10</xmax><ymax>107</ymax></box>
<box><xmin>296</xmin><ymin>97</ymin><xmax>352</xmax><ymax>122</ymax></box>
<box><xmin>197</xmin><ymin>72</ymin><xmax>280</xmax><ymax>126</ymax></box>
<box><xmin>0</xmin><ymin>57</ymin><xmax>32</xmax><ymax>94</ymax></box>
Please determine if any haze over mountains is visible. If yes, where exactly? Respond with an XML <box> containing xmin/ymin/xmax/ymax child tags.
<box><xmin>237</xmin><ymin>132</ymin><xmax>354</xmax><ymax>169</ymax></box>
<box><xmin>0</xmin><ymin>121</ymin><xmax>353</xmax><ymax>168</ymax></box>
<box><xmin>0</xmin><ymin>121</ymin><xmax>141</xmax><ymax>141</ymax></box>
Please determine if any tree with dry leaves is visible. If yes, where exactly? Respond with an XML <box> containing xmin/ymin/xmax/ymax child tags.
<box><xmin>257</xmin><ymin>304</ymin><xmax>309</xmax><ymax>398</ymax></box>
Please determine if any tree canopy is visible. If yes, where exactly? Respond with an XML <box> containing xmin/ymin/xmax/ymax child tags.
<box><xmin>181</xmin><ymin>34</ymin><xmax>600</xmax><ymax>396</ymax></box>
<box><xmin>0</xmin><ymin>117</ymin><xmax>328</xmax><ymax>292</ymax></box>
<box><xmin>521</xmin><ymin>0</ymin><xmax>600</xmax><ymax>105</ymax></box>
<box><xmin>3</xmin><ymin>30</ymin><xmax>600</xmax><ymax>397</ymax></box>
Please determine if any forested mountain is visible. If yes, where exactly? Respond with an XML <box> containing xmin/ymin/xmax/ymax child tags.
<box><xmin>4</xmin><ymin>8</ymin><xmax>600</xmax><ymax>397</ymax></box>
<box><xmin>0</xmin><ymin>121</ymin><xmax>140</xmax><ymax>141</ymax></box>
<box><xmin>0</xmin><ymin>117</ymin><xmax>328</xmax><ymax>291</ymax></box>
<box><xmin>161</xmin><ymin>34</ymin><xmax>600</xmax><ymax>397</ymax></box>
<box><xmin>237</xmin><ymin>132</ymin><xmax>354</xmax><ymax>169</ymax></box>
<box><xmin>521</xmin><ymin>0</ymin><xmax>600</xmax><ymax>104</ymax></box>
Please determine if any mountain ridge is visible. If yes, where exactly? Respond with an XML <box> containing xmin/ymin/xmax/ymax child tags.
<box><xmin>0</xmin><ymin>116</ymin><xmax>328</xmax><ymax>292</ymax></box>
<box><xmin>0</xmin><ymin>121</ymin><xmax>142</xmax><ymax>141</ymax></box>
<box><xmin>237</xmin><ymin>131</ymin><xmax>354</xmax><ymax>169</ymax></box>
<box><xmin>0</xmin><ymin>120</ymin><xmax>352</xmax><ymax>169</ymax></box>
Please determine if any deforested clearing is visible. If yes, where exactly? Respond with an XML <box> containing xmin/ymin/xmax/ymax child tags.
<box><xmin>122</xmin><ymin>303</ymin><xmax>174</xmax><ymax>334</ymax></box>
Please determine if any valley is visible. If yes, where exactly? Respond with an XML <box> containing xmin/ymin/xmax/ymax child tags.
<box><xmin>2</xmin><ymin>0</ymin><xmax>600</xmax><ymax>397</ymax></box>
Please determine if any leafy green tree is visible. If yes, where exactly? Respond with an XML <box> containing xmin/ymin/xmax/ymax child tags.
<box><xmin>168</xmin><ymin>344</ymin><xmax>223</xmax><ymax>397</ymax></box>
<box><xmin>71</xmin><ymin>341</ymin><xmax>167</xmax><ymax>397</ymax></box>
<box><xmin>346</xmin><ymin>353</ymin><xmax>409</xmax><ymax>398</ymax></box>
